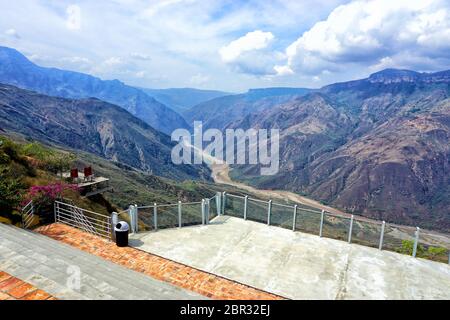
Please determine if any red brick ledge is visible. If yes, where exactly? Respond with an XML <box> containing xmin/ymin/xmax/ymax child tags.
<box><xmin>36</xmin><ymin>223</ymin><xmax>285</xmax><ymax>300</ymax></box>
<box><xmin>0</xmin><ymin>271</ymin><xmax>57</xmax><ymax>300</ymax></box>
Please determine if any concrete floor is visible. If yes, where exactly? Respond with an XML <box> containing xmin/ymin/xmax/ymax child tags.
<box><xmin>129</xmin><ymin>216</ymin><xmax>450</xmax><ymax>300</ymax></box>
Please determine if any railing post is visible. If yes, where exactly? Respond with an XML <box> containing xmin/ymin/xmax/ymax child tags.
<box><xmin>267</xmin><ymin>200</ymin><xmax>272</xmax><ymax>225</ymax></box>
<box><xmin>244</xmin><ymin>196</ymin><xmax>248</xmax><ymax>220</ymax></box>
<box><xmin>412</xmin><ymin>227</ymin><xmax>420</xmax><ymax>257</ymax></box>
<box><xmin>153</xmin><ymin>203</ymin><xmax>158</xmax><ymax>231</ymax></box>
<box><xmin>131</xmin><ymin>206</ymin><xmax>135</xmax><ymax>234</ymax></box>
<box><xmin>111</xmin><ymin>212</ymin><xmax>118</xmax><ymax>240</ymax></box>
<box><xmin>134</xmin><ymin>204</ymin><xmax>138</xmax><ymax>233</ymax></box>
<box><xmin>216</xmin><ymin>192</ymin><xmax>221</xmax><ymax>216</ymax></box>
<box><xmin>131</xmin><ymin>205</ymin><xmax>138</xmax><ymax>233</ymax></box>
<box><xmin>292</xmin><ymin>205</ymin><xmax>297</xmax><ymax>231</ymax></box>
<box><xmin>201</xmin><ymin>199</ymin><xmax>206</xmax><ymax>225</ymax></box>
<box><xmin>319</xmin><ymin>210</ymin><xmax>325</xmax><ymax>237</ymax></box>
<box><xmin>348</xmin><ymin>215</ymin><xmax>354</xmax><ymax>243</ymax></box>
<box><xmin>206</xmin><ymin>199</ymin><xmax>210</xmax><ymax>225</ymax></box>
<box><xmin>222</xmin><ymin>192</ymin><xmax>226</xmax><ymax>215</ymax></box>
<box><xmin>128</xmin><ymin>205</ymin><xmax>134</xmax><ymax>233</ymax></box>
<box><xmin>379</xmin><ymin>221</ymin><xmax>385</xmax><ymax>250</ymax></box>
<box><xmin>54</xmin><ymin>201</ymin><xmax>57</xmax><ymax>223</ymax></box>
<box><xmin>178</xmin><ymin>201</ymin><xmax>182</xmax><ymax>228</ymax></box>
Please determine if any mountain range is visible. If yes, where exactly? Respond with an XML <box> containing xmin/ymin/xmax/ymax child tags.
<box><xmin>140</xmin><ymin>87</ymin><xmax>231</xmax><ymax>113</ymax></box>
<box><xmin>0</xmin><ymin>46</ymin><xmax>189</xmax><ymax>135</ymax></box>
<box><xmin>183</xmin><ymin>87</ymin><xmax>311</xmax><ymax>130</ymax></box>
<box><xmin>0</xmin><ymin>83</ymin><xmax>209</xmax><ymax>181</ymax></box>
<box><xmin>224</xmin><ymin>69</ymin><xmax>450</xmax><ymax>230</ymax></box>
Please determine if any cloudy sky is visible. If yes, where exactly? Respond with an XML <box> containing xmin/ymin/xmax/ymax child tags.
<box><xmin>1</xmin><ymin>0</ymin><xmax>450</xmax><ymax>92</ymax></box>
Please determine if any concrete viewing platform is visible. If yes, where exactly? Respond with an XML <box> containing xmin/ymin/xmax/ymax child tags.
<box><xmin>130</xmin><ymin>216</ymin><xmax>450</xmax><ymax>300</ymax></box>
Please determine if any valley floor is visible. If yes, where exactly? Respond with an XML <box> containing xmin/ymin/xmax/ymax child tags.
<box><xmin>130</xmin><ymin>216</ymin><xmax>450</xmax><ymax>300</ymax></box>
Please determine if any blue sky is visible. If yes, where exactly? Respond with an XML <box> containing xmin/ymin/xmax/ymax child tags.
<box><xmin>1</xmin><ymin>0</ymin><xmax>450</xmax><ymax>92</ymax></box>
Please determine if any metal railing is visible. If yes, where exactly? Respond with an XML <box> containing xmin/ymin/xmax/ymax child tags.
<box><xmin>21</xmin><ymin>200</ymin><xmax>35</xmax><ymax>229</ymax></box>
<box><xmin>123</xmin><ymin>191</ymin><xmax>449</xmax><ymax>264</ymax></box>
<box><xmin>54</xmin><ymin>201</ymin><xmax>111</xmax><ymax>239</ymax></box>
<box><xmin>127</xmin><ymin>193</ymin><xmax>224</xmax><ymax>233</ymax></box>
<box><xmin>221</xmin><ymin>192</ymin><xmax>450</xmax><ymax>264</ymax></box>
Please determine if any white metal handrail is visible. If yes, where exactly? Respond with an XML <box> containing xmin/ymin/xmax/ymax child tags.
<box><xmin>56</xmin><ymin>211</ymin><xmax>110</xmax><ymax>229</ymax></box>
<box><xmin>247</xmin><ymin>197</ymin><xmax>270</xmax><ymax>204</ymax></box>
<box><xmin>228</xmin><ymin>194</ymin><xmax>246</xmax><ymax>199</ymax></box>
<box><xmin>57</xmin><ymin>200</ymin><xmax>110</xmax><ymax>218</ymax></box>
<box><xmin>54</xmin><ymin>201</ymin><xmax>111</xmax><ymax>239</ymax></box>
<box><xmin>152</xmin><ymin>203</ymin><xmax>179</xmax><ymax>208</ymax></box>
<box><xmin>179</xmin><ymin>201</ymin><xmax>202</xmax><ymax>205</ymax></box>
<box><xmin>56</xmin><ymin>216</ymin><xmax>110</xmax><ymax>239</ymax></box>
<box><xmin>271</xmin><ymin>202</ymin><xmax>295</xmax><ymax>209</ymax></box>
<box><xmin>56</xmin><ymin>207</ymin><xmax>109</xmax><ymax>225</ymax></box>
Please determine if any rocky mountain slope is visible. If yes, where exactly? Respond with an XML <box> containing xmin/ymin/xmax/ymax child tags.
<box><xmin>0</xmin><ymin>83</ymin><xmax>209</xmax><ymax>181</ymax></box>
<box><xmin>183</xmin><ymin>87</ymin><xmax>311</xmax><ymax>130</ymax></box>
<box><xmin>0</xmin><ymin>46</ymin><xmax>188</xmax><ymax>134</ymax></box>
<box><xmin>228</xmin><ymin>69</ymin><xmax>450</xmax><ymax>231</ymax></box>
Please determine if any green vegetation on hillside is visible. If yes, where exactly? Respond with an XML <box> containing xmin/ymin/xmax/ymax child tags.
<box><xmin>0</xmin><ymin>136</ymin><xmax>114</xmax><ymax>225</ymax></box>
<box><xmin>0</xmin><ymin>135</ymin><xmax>221</xmax><ymax>227</ymax></box>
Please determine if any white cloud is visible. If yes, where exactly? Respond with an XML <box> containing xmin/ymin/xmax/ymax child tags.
<box><xmin>135</xmin><ymin>70</ymin><xmax>146</xmax><ymax>78</ymax></box>
<box><xmin>103</xmin><ymin>57</ymin><xmax>123</xmax><ymax>66</ymax></box>
<box><xmin>189</xmin><ymin>73</ymin><xmax>210</xmax><ymax>86</ymax></box>
<box><xmin>276</xmin><ymin>0</ymin><xmax>450</xmax><ymax>76</ymax></box>
<box><xmin>274</xmin><ymin>65</ymin><xmax>293</xmax><ymax>76</ymax></box>
<box><xmin>130</xmin><ymin>52</ymin><xmax>152</xmax><ymax>61</ymax></box>
<box><xmin>28</xmin><ymin>54</ymin><xmax>50</xmax><ymax>64</ymax></box>
<box><xmin>5</xmin><ymin>28</ymin><xmax>20</xmax><ymax>39</ymax></box>
<box><xmin>219</xmin><ymin>30</ymin><xmax>282</xmax><ymax>76</ymax></box>
<box><xmin>89</xmin><ymin>57</ymin><xmax>126</xmax><ymax>76</ymax></box>
<box><xmin>219</xmin><ymin>30</ymin><xmax>274</xmax><ymax>63</ymax></box>
<box><xmin>66</xmin><ymin>5</ymin><xmax>82</xmax><ymax>31</ymax></box>
<box><xmin>144</xmin><ymin>0</ymin><xmax>186</xmax><ymax>17</ymax></box>
<box><xmin>61</xmin><ymin>56</ymin><xmax>90</xmax><ymax>64</ymax></box>
<box><xmin>59</xmin><ymin>56</ymin><xmax>91</xmax><ymax>72</ymax></box>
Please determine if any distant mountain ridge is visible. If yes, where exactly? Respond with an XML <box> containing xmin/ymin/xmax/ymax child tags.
<box><xmin>245</xmin><ymin>87</ymin><xmax>312</xmax><ymax>99</ymax></box>
<box><xmin>323</xmin><ymin>69</ymin><xmax>450</xmax><ymax>93</ymax></box>
<box><xmin>0</xmin><ymin>83</ymin><xmax>209</xmax><ymax>181</ymax></box>
<box><xmin>0</xmin><ymin>46</ymin><xmax>188</xmax><ymax>134</ymax></box>
<box><xmin>367</xmin><ymin>68</ymin><xmax>450</xmax><ymax>83</ymax></box>
<box><xmin>183</xmin><ymin>87</ymin><xmax>312</xmax><ymax>130</ymax></box>
<box><xmin>140</xmin><ymin>87</ymin><xmax>231</xmax><ymax>113</ymax></box>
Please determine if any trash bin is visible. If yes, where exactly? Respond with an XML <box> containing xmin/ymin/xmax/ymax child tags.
<box><xmin>114</xmin><ymin>221</ymin><xmax>129</xmax><ymax>247</ymax></box>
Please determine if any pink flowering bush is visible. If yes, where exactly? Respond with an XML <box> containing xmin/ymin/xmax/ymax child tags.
<box><xmin>27</xmin><ymin>183</ymin><xmax>78</xmax><ymax>200</ymax></box>
<box><xmin>23</xmin><ymin>183</ymin><xmax>79</xmax><ymax>222</ymax></box>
